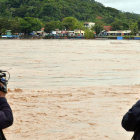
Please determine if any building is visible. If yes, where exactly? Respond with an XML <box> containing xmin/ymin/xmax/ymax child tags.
<box><xmin>84</xmin><ymin>22</ymin><xmax>95</xmax><ymax>29</ymax></box>
<box><xmin>106</xmin><ymin>30</ymin><xmax>131</xmax><ymax>36</ymax></box>
<box><xmin>68</xmin><ymin>31</ymin><xmax>75</xmax><ymax>37</ymax></box>
<box><xmin>74</xmin><ymin>29</ymin><xmax>85</xmax><ymax>35</ymax></box>
<box><xmin>1</xmin><ymin>30</ymin><xmax>19</xmax><ymax>38</ymax></box>
<box><xmin>6</xmin><ymin>30</ymin><xmax>12</xmax><ymax>35</ymax></box>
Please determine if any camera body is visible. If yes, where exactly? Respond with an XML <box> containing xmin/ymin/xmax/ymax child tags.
<box><xmin>0</xmin><ymin>70</ymin><xmax>10</xmax><ymax>93</ymax></box>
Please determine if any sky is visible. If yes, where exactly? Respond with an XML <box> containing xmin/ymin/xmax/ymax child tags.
<box><xmin>95</xmin><ymin>0</ymin><xmax>140</xmax><ymax>14</ymax></box>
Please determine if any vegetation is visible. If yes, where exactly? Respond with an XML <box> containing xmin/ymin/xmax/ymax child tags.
<box><xmin>84</xmin><ymin>29</ymin><xmax>95</xmax><ymax>39</ymax></box>
<box><xmin>123</xmin><ymin>35</ymin><xmax>134</xmax><ymax>39</ymax></box>
<box><xmin>44</xmin><ymin>21</ymin><xmax>63</xmax><ymax>33</ymax></box>
<box><xmin>62</xmin><ymin>17</ymin><xmax>84</xmax><ymax>30</ymax></box>
<box><xmin>93</xmin><ymin>21</ymin><xmax>104</xmax><ymax>35</ymax></box>
<box><xmin>0</xmin><ymin>17</ymin><xmax>43</xmax><ymax>34</ymax></box>
<box><xmin>19</xmin><ymin>17</ymin><xmax>43</xmax><ymax>34</ymax></box>
<box><xmin>130</xmin><ymin>22</ymin><xmax>139</xmax><ymax>35</ymax></box>
<box><xmin>111</xmin><ymin>19</ymin><xmax>129</xmax><ymax>31</ymax></box>
<box><xmin>0</xmin><ymin>0</ymin><xmax>140</xmax><ymax>34</ymax></box>
<box><xmin>1</xmin><ymin>0</ymin><xmax>140</xmax><ymax>23</ymax></box>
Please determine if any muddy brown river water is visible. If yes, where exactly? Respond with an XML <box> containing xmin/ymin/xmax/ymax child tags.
<box><xmin>1</xmin><ymin>40</ymin><xmax>140</xmax><ymax>140</ymax></box>
<box><xmin>1</xmin><ymin>40</ymin><xmax>140</xmax><ymax>89</ymax></box>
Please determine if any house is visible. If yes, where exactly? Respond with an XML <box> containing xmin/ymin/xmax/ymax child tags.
<box><xmin>84</xmin><ymin>22</ymin><xmax>95</xmax><ymax>29</ymax></box>
<box><xmin>51</xmin><ymin>31</ymin><xmax>57</xmax><ymax>35</ymax></box>
<box><xmin>74</xmin><ymin>29</ymin><xmax>85</xmax><ymax>35</ymax></box>
<box><xmin>36</xmin><ymin>28</ymin><xmax>46</xmax><ymax>36</ymax></box>
<box><xmin>68</xmin><ymin>31</ymin><xmax>75</xmax><ymax>37</ymax></box>
<box><xmin>1</xmin><ymin>30</ymin><xmax>19</xmax><ymax>38</ymax></box>
<box><xmin>106</xmin><ymin>30</ymin><xmax>131</xmax><ymax>36</ymax></box>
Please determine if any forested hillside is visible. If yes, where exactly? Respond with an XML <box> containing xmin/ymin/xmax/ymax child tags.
<box><xmin>0</xmin><ymin>0</ymin><xmax>140</xmax><ymax>24</ymax></box>
<box><xmin>0</xmin><ymin>0</ymin><xmax>140</xmax><ymax>35</ymax></box>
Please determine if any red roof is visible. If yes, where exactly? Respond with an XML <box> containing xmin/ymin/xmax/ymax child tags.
<box><xmin>104</xmin><ymin>26</ymin><xmax>112</xmax><ymax>31</ymax></box>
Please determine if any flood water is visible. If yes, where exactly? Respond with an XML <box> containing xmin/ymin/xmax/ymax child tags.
<box><xmin>1</xmin><ymin>39</ymin><xmax>140</xmax><ymax>90</ymax></box>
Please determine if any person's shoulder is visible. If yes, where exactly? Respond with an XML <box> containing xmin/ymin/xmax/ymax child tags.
<box><xmin>0</xmin><ymin>97</ymin><xmax>7</xmax><ymax>103</ymax></box>
<box><xmin>133</xmin><ymin>100</ymin><xmax>140</xmax><ymax>108</ymax></box>
<box><xmin>135</xmin><ymin>100</ymin><xmax>140</xmax><ymax>104</ymax></box>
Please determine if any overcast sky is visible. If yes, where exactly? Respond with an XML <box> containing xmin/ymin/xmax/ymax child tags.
<box><xmin>95</xmin><ymin>0</ymin><xmax>140</xmax><ymax>14</ymax></box>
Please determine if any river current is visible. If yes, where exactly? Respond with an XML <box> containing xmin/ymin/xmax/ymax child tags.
<box><xmin>1</xmin><ymin>39</ymin><xmax>140</xmax><ymax>90</ymax></box>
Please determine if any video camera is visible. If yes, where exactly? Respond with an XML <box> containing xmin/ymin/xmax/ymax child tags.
<box><xmin>0</xmin><ymin>70</ymin><xmax>10</xmax><ymax>93</ymax></box>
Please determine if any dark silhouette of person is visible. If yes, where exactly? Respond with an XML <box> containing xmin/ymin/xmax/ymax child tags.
<box><xmin>0</xmin><ymin>82</ymin><xmax>13</xmax><ymax>140</ymax></box>
<box><xmin>122</xmin><ymin>100</ymin><xmax>140</xmax><ymax>140</ymax></box>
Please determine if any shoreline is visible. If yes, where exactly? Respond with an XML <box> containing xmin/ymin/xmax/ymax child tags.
<box><xmin>0</xmin><ymin>38</ymin><xmax>140</xmax><ymax>40</ymax></box>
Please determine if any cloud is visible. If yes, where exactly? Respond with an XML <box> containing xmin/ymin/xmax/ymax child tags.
<box><xmin>95</xmin><ymin>0</ymin><xmax>140</xmax><ymax>14</ymax></box>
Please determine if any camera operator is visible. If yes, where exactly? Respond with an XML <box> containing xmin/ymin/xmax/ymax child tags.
<box><xmin>0</xmin><ymin>82</ymin><xmax>13</xmax><ymax>140</ymax></box>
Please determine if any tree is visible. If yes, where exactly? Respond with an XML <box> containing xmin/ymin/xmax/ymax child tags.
<box><xmin>62</xmin><ymin>17</ymin><xmax>79</xmax><ymax>30</ymax></box>
<box><xmin>76</xmin><ymin>21</ymin><xmax>85</xmax><ymax>30</ymax></box>
<box><xmin>130</xmin><ymin>22</ymin><xmax>138</xmax><ymax>35</ymax></box>
<box><xmin>122</xmin><ymin>22</ymin><xmax>129</xmax><ymax>30</ymax></box>
<box><xmin>137</xmin><ymin>20</ymin><xmax>140</xmax><ymax>31</ymax></box>
<box><xmin>111</xmin><ymin>20</ymin><xmax>123</xmax><ymax>30</ymax></box>
<box><xmin>104</xmin><ymin>16</ymin><xmax>114</xmax><ymax>24</ymax></box>
<box><xmin>12</xmin><ymin>5</ymin><xmax>27</xmax><ymax>17</ymax></box>
<box><xmin>84</xmin><ymin>29</ymin><xmax>95</xmax><ymax>39</ymax></box>
<box><xmin>93</xmin><ymin>21</ymin><xmax>104</xmax><ymax>35</ymax></box>
<box><xmin>94</xmin><ymin>24</ymin><xmax>103</xmax><ymax>35</ymax></box>
<box><xmin>9</xmin><ymin>18</ymin><xmax>21</xmax><ymax>33</ymax></box>
<box><xmin>44</xmin><ymin>21</ymin><xmax>63</xmax><ymax>33</ymax></box>
<box><xmin>0</xmin><ymin>18</ymin><xmax>10</xmax><ymax>34</ymax></box>
<box><xmin>19</xmin><ymin>17</ymin><xmax>43</xmax><ymax>34</ymax></box>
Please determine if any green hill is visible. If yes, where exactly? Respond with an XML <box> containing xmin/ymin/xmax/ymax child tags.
<box><xmin>0</xmin><ymin>0</ymin><xmax>140</xmax><ymax>24</ymax></box>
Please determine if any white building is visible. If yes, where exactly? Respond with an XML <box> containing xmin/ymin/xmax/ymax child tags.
<box><xmin>84</xmin><ymin>22</ymin><xmax>95</xmax><ymax>29</ymax></box>
<box><xmin>106</xmin><ymin>30</ymin><xmax>131</xmax><ymax>36</ymax></box>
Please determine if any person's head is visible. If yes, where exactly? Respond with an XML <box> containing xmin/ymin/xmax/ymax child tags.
<box><xmin>0</xmin><ymin>82</ymin><xmax>7</xmax><ymax>94</ymax></box>
<box><xmin>0</xmin><ymin>70</ymin><xmax>10</xmax><ymax>94</ymax></box>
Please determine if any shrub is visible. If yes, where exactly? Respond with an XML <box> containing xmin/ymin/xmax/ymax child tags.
<box><xmin>84</xmin><ymin>29</ymin><xmax>95</xmax><ymax>39</ymax></box>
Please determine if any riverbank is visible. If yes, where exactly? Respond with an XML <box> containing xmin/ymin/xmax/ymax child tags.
<box><xmin>1</xmin><ymin>37</ymin><xmax>140</xmax><ymax>40</ymax></box>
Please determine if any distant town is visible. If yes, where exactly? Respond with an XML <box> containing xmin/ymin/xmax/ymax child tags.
<box><xmin>1</xmin><ymin>0</ymin><xmax>140</xmax><ymax>40</ymax></box>
<box><xmin>1</xmin><ymin>20</ymin><xmax>140</xmax><ymax>40</ymax></box>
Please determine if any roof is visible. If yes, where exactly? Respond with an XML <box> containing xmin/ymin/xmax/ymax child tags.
<box><xmin>107</xmin><ymin>30</ymin><xmax>131</xmax><ymax>34</ymax></box>
<box><xmin>104</xmin><ymin>26</ymin><xmax>112</xmax><ymax>31</ymax></box>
